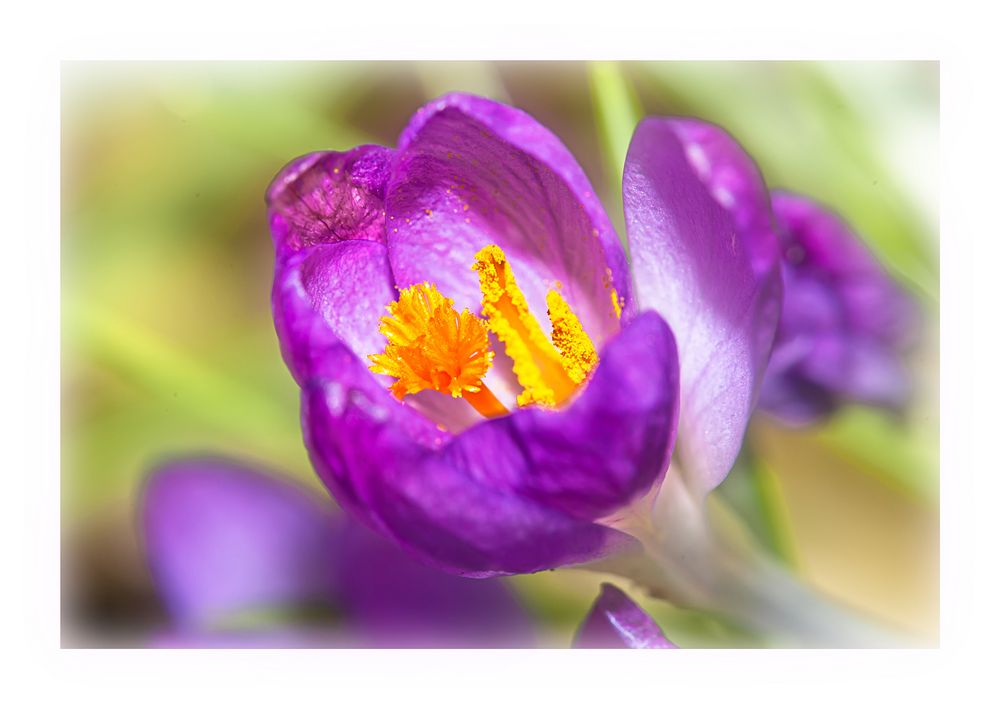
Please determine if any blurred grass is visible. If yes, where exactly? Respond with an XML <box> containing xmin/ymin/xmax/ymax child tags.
<box><xmin>62</xmin><ymin>61</ymin><xmax>939</xmax><ymax>642</ymax></box>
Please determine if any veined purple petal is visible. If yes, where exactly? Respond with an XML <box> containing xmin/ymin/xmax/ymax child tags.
<box><xmin>574</xmin><ymin>583</ymin><xmax>675</xmax><ymax>649</ymax></box>
<box><xmin>759</xmin><ymin>191</ymin><xmax>919</xmax><ymax>424</ymax></box>
<box><xmin>142</xmin><ymin>458</ymin><xmax>340</xmax><ymax>628</ymax></box>
<box><xmin>442</xmin><ymin>311</ymin><xmax>679</xmax><ymax>520</ymax></box>
<box><xmin>624</xmin><ymin>118</ymin><xmax>780</xmax><ymax>493</ymax></box>
<box><xmin>268</xmin><ymin>146</ymin><xmax>399</xmax><ymax>386</ymax></box>
<box><xmin>272</xmin><ymin>240</ymin><xmax>396</xmax><ymax>385</ymax></box>
<box><xmin>385</xmin><ymin>92</ymin><xmax>631</xmax><ymax>347</ymax></box>
<box><xmin>302</xmin><ymin>343</ymin><xmax>637</xmax><ymax>578</ymax></box>
<box><xmin>267</xmin><ymin>146</ymin><xmax>393</xmax><ymax>257</ymax></box>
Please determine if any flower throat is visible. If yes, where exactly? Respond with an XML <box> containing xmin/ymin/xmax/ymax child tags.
<box><xmin>368</xmin><ymin>245</ymin><xmax>604</xmax><ymax>417</ymax></box>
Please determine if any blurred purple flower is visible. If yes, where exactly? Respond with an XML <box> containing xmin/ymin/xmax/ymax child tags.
<box><xmin>574</xmin><ymin>583</ymin><xmax>675</xmax><ymax>649</ymax></box>
<box><xmin>142</xmin><ymin>458</ymin><xmax>534</xmax><ymax>648</ymax></box>
<box><xmin>266</xmin><ymin>94</ymin><xmax>787</xmax><ymax>577</ymax></box>
<box><xmin>756</xmin><ymin>192</ymin><xmax>920</xmax><ymax>425</ymax></box>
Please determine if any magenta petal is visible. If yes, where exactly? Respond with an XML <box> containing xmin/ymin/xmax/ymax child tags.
<box><xmin>385</xmin><ymin>93</ymin><xmax>631</xmax><ymax>346</ymax></box>
<box><xmin>272</xmin><ymin>239</ymin><xmax>397</xmax><ymax>385</ymax></box>
<box><xmin>142</xmin><ymin>458</ymin><xmax>339</xmax><ymax>628</ymax></box>
<box><xmin>267</xmin><ymin>146</ymin><xmax>393</xmax><ymax>256</ymax></box>
<box><xmin>442</xmin><ymin>311</ymin><xmax>679</xmax><ymax>520</ymax></box>
<box><xmin>268</xmin><ymin>145</ymin><xmax>399</xmax><ymax>385</ymax></box>
<box><xmin>624</xmin><ymin>118</ymin><xmax>780</xmax><ymax>492</ymax></box>
<box><xmin>574</xmin><ymin>583</ymin><xmax>675</xmax><ymax>648</ymax></box>
<box><xmin>302</xmin><ymin>345</ymin><xmax>636</xmax><ymax>578</ymax></box>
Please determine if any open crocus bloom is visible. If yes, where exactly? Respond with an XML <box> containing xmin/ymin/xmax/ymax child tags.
<box><xmin>269</xmin><ymin>94</ymin><xmax>684</xmax><ymax>577</ymax></box>
<box><xmin>264</xmin><ymin>97</ymin><xmax>917</xmax><ymax>648</ymax></box>
<box><xmin>143</xmin><ymin>458</ymin><xmax>534</xmax><ymax>647</ymax></box>
<box><xmin>268</xmin><ymin>94</ymin><xmax>792</xmax><ymax>577</ymax></box>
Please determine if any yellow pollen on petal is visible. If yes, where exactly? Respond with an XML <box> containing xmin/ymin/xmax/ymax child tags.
<box><xmin>546</xmin><ymin>290</ymin><xmax>599</xmax><ymax>384</ymax></box>
<box><xmin>610</xmin><ymin>287</ymin><xmax>623</xmax><ymax>320</ymax></box>
<box><xmin>368</xmin><ymin>282</ymin><xmax>506</xmax><ymax>418</ymax></box>
<box><xmin>472</xmin><ymin>245</ymin><xmax>582</xmax><ymax>408</ymax></box>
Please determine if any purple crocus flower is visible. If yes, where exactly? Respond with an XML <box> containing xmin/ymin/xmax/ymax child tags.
<box><xmin>574</xmin><ymin>583</ymin><xmax>675</xmax><ymax>649</ymax></box>
<box><xmin>266</xmin><ymin>94</ymin><xmax>782</xmax><ymax>578</ymax></box>
<box><xmin>756</xmin><ymin>191</ymin><xmax>920</xmax><ymax>425</ymax></box>
<box><xmin>142</xmin><ymin>457</ymin><xmax>535</xmax><ymax>647</ymax></box>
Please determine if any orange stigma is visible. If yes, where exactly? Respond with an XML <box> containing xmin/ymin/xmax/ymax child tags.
<box><xmin>368</xmin><ymin>282</ymin><xmax>507</xmax><ymax>418</ymax></box>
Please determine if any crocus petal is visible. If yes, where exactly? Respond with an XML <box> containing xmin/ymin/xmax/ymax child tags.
<box><xmin>385</xmin><ymin>92</ymin><xmax>631</xmax><ymax>347</ymax></box>
<box><xmin>624</xmin><ymin>118</ymin><xmax>779</xmax><ymax>492</ymax></box>
<box><xmin>573</xmin><ymin>583</ymin><xmax>675</xmax><ymax>649</ymax></box>
<box><xmin>333</xmin><ymin>521</ymin><xmax>535</xmax><ymax>647</ymax></box>
<box><xmin>144</xmin><ymin>458</ymin><xmax>536</xmax><ymax>648</ymax></box>
<box><xmin>142</xmin><ymin>458</ymin><xmax>339</xmax><ymax>628</ymax></box>
<box><xmin>759</xmin><ymin>191</ymin><xmax>919</xmax><ymax>424</ymax></box>
<box><xmin>272</xmin><ymin>240</ymin><xmax>397</xmax><ymax>385</ymax></box>
<box><xmin>442</xmin><ymin>311</ymin><xmax>680</xmax><ymax>520</ymax></box>
<box><xmin>268</xmin><ymin>146</ymin><xmax>399</xmax><ymax>385</ymax></box>
<box><xmin>302</xmin><ymin>343</ymin><xmax>636</xmax><ymax>578</ymax></box>
<box><xmin>267</xmin><ymin>146</ymin><xmax>393</xmax><ymax>257</ymax></box>
<box><xmin>669</xmin><ymin>118</ymin><xmax>780</xmax><ymax>280</ymax></box>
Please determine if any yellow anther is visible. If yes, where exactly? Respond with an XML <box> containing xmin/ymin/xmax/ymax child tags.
<box><xmin>369</xmin><ymin>283</ymin><xmax>506</xmax><ymax>417</ymax></box>
<box><xmin>546</xmin><ymin>290</ymin><xmax>599</xmax><ymax>384</ymax></box>
<box><xmin>472</xmin><ymin>245</ymin><xmax>581</xmax><ymax>407</ymax></box>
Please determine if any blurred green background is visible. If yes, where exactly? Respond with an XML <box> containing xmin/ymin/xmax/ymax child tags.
<box><xmin>62</xmin><ymin>61</ymin><xmax>939</xmax><ymax>647</ymax></box>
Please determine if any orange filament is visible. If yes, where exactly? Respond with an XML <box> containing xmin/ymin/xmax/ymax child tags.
<box><xmin>368</xmin><ymin>282</ymin><xmax>507</xmax><ymax>417</ymax></box>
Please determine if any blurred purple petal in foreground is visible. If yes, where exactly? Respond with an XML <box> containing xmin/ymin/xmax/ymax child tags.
<box><xmin>574</xmin><ymin>583</ymin><xmax>675</xmax><ymax>649</ymax></box>
<box><xmin>142</xmin><ymin>457</ymin><xmax>534</xmax><ymax>647</ymax></box>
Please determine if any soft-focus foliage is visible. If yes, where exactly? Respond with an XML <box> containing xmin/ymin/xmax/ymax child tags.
<box><xmin>62</xmin><ymin>62</ymin><xmax>938</xmax><ymax>646</ymax></box>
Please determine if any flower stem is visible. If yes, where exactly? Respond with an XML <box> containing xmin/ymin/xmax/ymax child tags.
<box><xmin>590</xmin><ymin>471</ymin><xmax>910</xmax><ymax>647</ymax></box>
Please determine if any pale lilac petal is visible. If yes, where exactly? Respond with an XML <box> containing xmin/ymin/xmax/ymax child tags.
<box><xmin>670</xmin><ymin>118</ymin><xmax>780</xmax><ymax>280</ymax></box>
<box><xmin>574</xmin><ymin>583</ymin><xmax>675</xmax><ymax>648</ymax></box>
<box><xmin>385</xmin><ymin>92</ymin><xmax>630</xmax><ymax>347</ymax></box>
<box><xmin>624</xmin><ymin>118</ymin><xmax>779</xmax><ymax>492</ymax></box>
